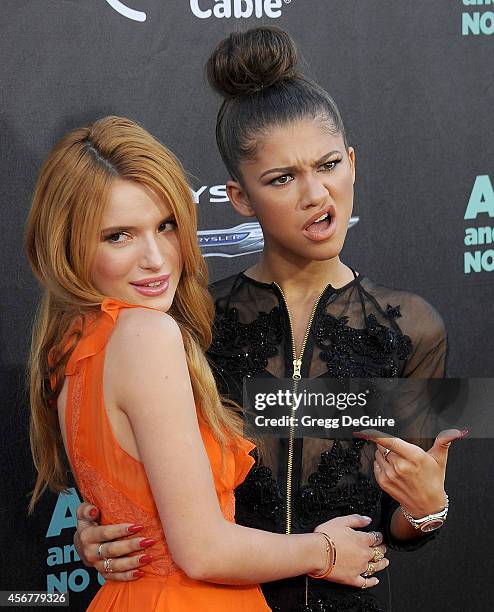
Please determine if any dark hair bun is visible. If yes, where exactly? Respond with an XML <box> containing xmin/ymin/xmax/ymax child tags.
<box><xmin>206</xmin><ymin>26</ymin><xmax>300</xmax><ymax>98</ymax></box>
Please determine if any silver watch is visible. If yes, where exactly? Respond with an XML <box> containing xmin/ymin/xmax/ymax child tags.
<box><xmin>399</xmin><ymin>494</ymin><xmax>449</xmax><ymax>532</ymax></box>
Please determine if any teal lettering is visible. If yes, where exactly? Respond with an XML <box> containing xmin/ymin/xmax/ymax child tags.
<box><xmin>47</xmin><ymin>569</ymin><xmax>90</xmax><ymax>594</ymax></box>
<box><xmin>46</xmin><ymin>547</ymin><xmax>64</xmax><ymax>567</ymax></box>
<box><xmin>464</xmin><ymin>249</ymin><xmax>494</xmax><ymax>273</ymax></box>
<box><xmin>46</xmin><ymin>488</ymin><xmax>81</xmax><ymax>537</ymax></box>
<box><xmin>462</xmin><ymin>11</ymin><xmax>494</xmax><ymax>34</ymax></box>
<box><xmin>464</xmin><ymin>227</ymin><xmax>477</xmax><ymax>245</ymax></box>
<box><xmin>481</xmin><ymin>11</ymin><xmax>494</xmax><ymax>33</ymax></box>
<box><xmin>47</xmin><ymin>571</ymin><xmax>67</xmax><ymax>594</ymax></box>
<box><xmin>464</xmin><ymin>176</ymin><xmax>494</xmax><ymax>219</ymax></box>
<box><xmin>464</xmin><ymin>226</ymin><xmax>494</xmax><ymax>245</ymax></box>
<box><xmin>482</xmin><ymin>250</ymin><xmax>494</xmax><ymax>271</ymax></box>
<box><xmin>68</xmin><ymin>569</ymin><xmax>90</xmax><ymax>592</ymax></box>
<box><xmin>464</xmin><ymin>251</ymin><xmax>482</xmax><ymax>273</ymax></box>
<box><xmin>463</xmin><ymin>12</ymin><xmax>481</xmax><ymax>34</ymax></box>
<box><xmin>478</xmin><ymin>226</ymin><xmax>493</xmax><ymax>244</ymax></box>
<box><xmin>63</xmin><ymin>544</ymin><xmax>80</xmax><ymax>564</ymax></box>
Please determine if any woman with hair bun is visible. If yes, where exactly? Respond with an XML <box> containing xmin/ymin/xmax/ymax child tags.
<box><xmin>74</xmin><ymin>29</ymin><xmax>463</xmax><ymax>612</ymax></box>
<box><xmin>28</xmin><ymin>115</ymin><xmax>394</xmax><ymax>612</ymax></box>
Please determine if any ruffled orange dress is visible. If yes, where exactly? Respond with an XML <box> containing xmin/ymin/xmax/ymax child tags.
<box><xmin>61</xmin><ymin>298</ymin><xmax>270</xmax><ymax>611</ymax></box>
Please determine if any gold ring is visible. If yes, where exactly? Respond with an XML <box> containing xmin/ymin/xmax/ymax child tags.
<box><xmin>362</xmin><ymin>562</ymin><xmax>375</xmax><ymax>577</ymax></box>
<box><xmin>372</xmin><ymin>547</ymin><xmax>384</xmax><ymax>562</ymax></box>
<box><xmin>361</xmin><ymin>577</ymin><xmax>368</xmax><ymax>589</ymax></box>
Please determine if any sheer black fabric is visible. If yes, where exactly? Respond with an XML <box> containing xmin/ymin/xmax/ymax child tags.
<box><xmin>207</xmin><ymin>271</ymin><xmax>448</xmax><ymax>612</ymax></box>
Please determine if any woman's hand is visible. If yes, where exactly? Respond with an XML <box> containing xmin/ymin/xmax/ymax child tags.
<box><xmin>354</xmin><ymin>429</ymin><xmax>467</xmax><ymax>517</ymax></box>
<box><xmin>314</xmin><ymin>515</ymin><xmax>388</xmax><ymax>588</ymax></box>
<box><xmin>74</xmin><ymin>502</ymin><xmax>153</xmax><ymax>580</ymax></box>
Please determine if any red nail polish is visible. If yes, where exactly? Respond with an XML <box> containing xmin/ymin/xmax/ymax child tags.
<box><xmin>139</xmin><ymin>538</ymin><xmax>156</xmax><ymax>549</ymax></box>
<box><xmin>89</xmin><ymin>508</ymin><xmax>98</xmax><ymax>518</ymax></box>
<box><xmin>127</xmin><ymin>524</ymin><xmax>144</xmax><ymax>534</ymax></box>
<box><xmin>139</xmin><ymin>554</ymin><xmax>153</xmax><ymax>564</ymax></box>
<box><xmin>132</xmin><ymin>569</ymin><xmax>145</xmax><ymax>578</ymax></box>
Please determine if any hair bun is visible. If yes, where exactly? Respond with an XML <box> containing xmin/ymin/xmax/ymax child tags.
<box><xmin>206</xmin><ymin>26</ymin><xmax>300</xmax><ymax>98</ymax></box>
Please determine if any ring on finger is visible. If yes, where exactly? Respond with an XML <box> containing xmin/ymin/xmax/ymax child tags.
<box><xmin>97</xmin><ymin>543</ymin><xmax>105</xmax><ymax>558</ymax></box>
<box><xmin>372</xmin><ymin>547</ymin><xmax>384</xmax><ymax>562</ymax></box>
<box><xmin>382</xmin><ymin>448</ymin><xmax>391</xmax><ymax>462</ymax></box>
<box><xmin>361</xmin><ymin>577</ymin><xmax>368</xmax><ymax>589</ymax></box>
<box><xmin>362</xmin><ymin>562</ymin><xmax>375</xmax><ymax>577</ymax></box>
<box><xmin>371</xmin><ymin>531</ymin><xmax>380</xmax><ymax>545</ymax></box>
<box><xmin>103</xmin><ymin>557</ymin><xmax>114</xmax><ymax>573</ymax></box>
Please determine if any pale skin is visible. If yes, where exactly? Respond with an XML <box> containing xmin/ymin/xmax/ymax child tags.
<box><xmin>64</xmin><ymin>177</ymin><xmax>388</xmax><ymax>589</ymax></box>
<box><xmin>75</xmin><ymin>119</ymin><xmax>463</xmax><ymax>582</ymax></box>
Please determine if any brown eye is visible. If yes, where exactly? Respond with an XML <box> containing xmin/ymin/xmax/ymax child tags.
<box><xmin>159</xmin><ymin>219</ymin><xmax>177</xmax><ymax>232</ymax></box>
<box><xmin>106</xmin><ymin>232</ymin><xmax>128</xmax><ymax>243</ymax></box>
<box><xmin>271</xmin><ymin>174</ymin><xmax>294</xmax><ymax>186</ymax></box>
<box><xmin>320</xmin><ymin>160</ymin><xmax>340</xmax><ymax>171</ymax></box>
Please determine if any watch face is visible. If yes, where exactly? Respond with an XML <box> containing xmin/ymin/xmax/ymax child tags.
<box><xmin>420</xmin><ymin>519</ymin><xmax>445</xmax><ymax>532</ymax></box>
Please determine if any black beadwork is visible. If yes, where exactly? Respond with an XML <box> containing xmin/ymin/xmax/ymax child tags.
<box><xmin>207</xmin><ymin>272</ymin><xmax>447</xmax><ymax>612</ymax></box>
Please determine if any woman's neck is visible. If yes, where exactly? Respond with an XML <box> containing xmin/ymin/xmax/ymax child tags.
<box><xmin>244</xmin><ymin>250</ymin><xmax>356</xmax><ymax>299</ymax></box>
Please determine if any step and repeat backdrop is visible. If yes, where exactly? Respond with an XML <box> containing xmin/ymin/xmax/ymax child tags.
<box><xmin>1</xmin><ymin>1</ymin><xmax>493</xmax><ymax>610</ymax></box>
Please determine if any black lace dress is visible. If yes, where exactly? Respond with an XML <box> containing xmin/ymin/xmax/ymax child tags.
<box><xmin>207</xmin><ymin>271</ymin><xmax>448</xmax><ymax>612</ymax></box>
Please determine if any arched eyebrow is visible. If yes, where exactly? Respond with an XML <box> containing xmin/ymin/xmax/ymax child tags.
<box><xmin>259</xmin><ymin>150</ymin><xmax>342</xmax><ymax>179</ymax></box>
<box><xmin>100</xmin><ymin>215</ymin><xmax>175</xmax><ymax>238</ymax></box>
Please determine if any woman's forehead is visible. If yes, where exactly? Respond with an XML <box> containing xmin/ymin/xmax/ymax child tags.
<box><xmin>247</xmin><ymin>119</ymin><xmax>345</xmax><ymax>168</ymax></box>
<box><xmin>102</xmin><ymin>179</ymin><xmax>171</xmax><ymax>224</ymax></box>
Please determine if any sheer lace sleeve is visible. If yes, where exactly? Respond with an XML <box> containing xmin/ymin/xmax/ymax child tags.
<box><xmin>371</xmin><ymin>289</ymin><xmax>447</xmax><ymax>550</ymax></box>
<box><xmin>399</xmin><ymin>293</ymin><xmax>448</xmax><ymax>379</ymax></box>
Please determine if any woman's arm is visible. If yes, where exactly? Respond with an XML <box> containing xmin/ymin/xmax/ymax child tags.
<box><xmin>108</xmin><ymin>308</ymin><xmax>378</xmax><ymax>585</ymax></box>
<box><xmin>377</xmin><ymin>293</ymin><xmax>452</xmax><ymax>544</ymax></box>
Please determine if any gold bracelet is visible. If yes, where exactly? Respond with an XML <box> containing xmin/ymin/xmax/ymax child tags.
<box><xmin>308</xmin><ymin>532</ymin><xmax>337</xmax><ymax>579</ymax></box>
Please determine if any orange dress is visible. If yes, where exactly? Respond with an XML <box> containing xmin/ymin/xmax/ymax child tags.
<box><xmin>62</xmin><ymin>298</ymin><xmax>270</xmax><ymax>611</ymax></box>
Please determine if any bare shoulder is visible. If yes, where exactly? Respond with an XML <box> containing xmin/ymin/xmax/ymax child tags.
<box><xmin>108</xmin><ymin>307</ymin><xmax>184</xmax><ymax>368</ymax></box>
<box><xmin>114</xmin><ymin>307</ymin><xmax>181</xmax><ymax>342</ymax></box>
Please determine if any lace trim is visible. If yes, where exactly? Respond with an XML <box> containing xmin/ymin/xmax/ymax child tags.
<box><xmin>70</xmin><ymin>365</ymin><xmax>178</xmax><ymax>577</ymax></box>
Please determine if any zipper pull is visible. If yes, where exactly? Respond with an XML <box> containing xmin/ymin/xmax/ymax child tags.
<box><xmin>293</xmin><ymin>358</ymin><xmax>302</xmax><ymax>380</ymax></box>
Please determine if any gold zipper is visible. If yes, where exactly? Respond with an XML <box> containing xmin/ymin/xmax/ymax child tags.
<box><xmin>274</xmin><ymin>282</ymin><xmax>331</xmax><ymax>534</ymax></box>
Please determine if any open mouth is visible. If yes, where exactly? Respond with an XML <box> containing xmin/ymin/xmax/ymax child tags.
<box><xmin>306</xmin><ymin>212</ymin><xmax>331</xmax><ymax>235</ymax></box>
<box><xmin>302</xmin><ymin>206</ymin><xmax>337</xmax><ymax>242</ymax></box>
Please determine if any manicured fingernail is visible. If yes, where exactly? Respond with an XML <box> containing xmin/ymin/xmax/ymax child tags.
<box><xmin>139</xmin><ymin>538</ymin><xmax>156</xmax><ymax>549</ymax></box>
<box><xmin>89</xmin><ymin>508</ymin><xmax>98</xmax><ymax>518</ymax></box>
<box><xmin>127</xmin><ymin>524</ymin><xmax>144</xmax><ymax>534</ymax></box>
<box><xmin>384</xmin><ymin>559</ymin><xmax>390</xmax><ymax>567</ymax></box>
<box><xmin>362</xmin><ymin>516</ymin><xmax>372</xmax><ymax>522</ymax></box>
<box><xmin>139</xmin><ymin>554</ymin><xmax>153</xmax><ymax>564</ymax></box>
<box><xmin>132</xmin><ymin>570</ymin><xmax>145</xmax><ymax>578</ymax></box>
<box><xmin>375</xmin><ymin>579</ymin><xmax>380</xmax><ymax>584</ymax></box>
